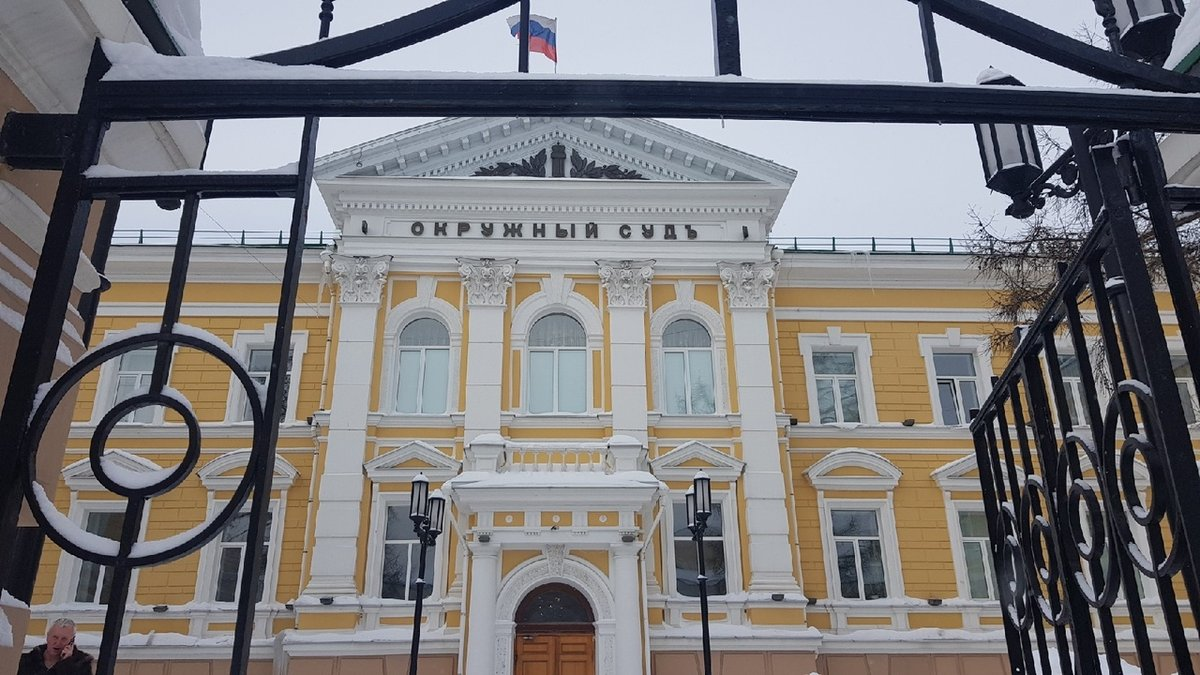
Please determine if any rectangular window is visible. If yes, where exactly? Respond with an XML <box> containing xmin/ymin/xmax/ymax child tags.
<box><xmin>957</xmin><ymin>510</ymin><xmax>996</xmax><ymax>600</ymax></box>
<box><xmin>813</xmin><ymin>351</ymin><xmax>861</xmax><ymax>424</ymax></box>
<box><xmin>672</xmin><ymin>501</ymin><xmax>727</xmax><ymax>597</ymax></box>
<box><xmin>1171</xmin><ymin>355</ymin><xmax>1198</xmax><ymax>424</ymax></box>
<box><xmin>214</xmin><ymin>511</ymin><xmax>272</xmax><ymax>603</ymax></box>
<box><xmin>73</xmin><ymin>511</ymin><xmax>125</xmax><ymax>603</ymax></box>
<box><xmin>1057</xmin><ymin>353</ymin><xmax>1087</xmax><ymax>426</ymax></box>
<box><xmin>933</xmin><ymin>352</ymin><xmax>980</xmax><ymax>425</ymax></box>
<box><xmin>381</xmin><ymin>505</ymin><xmax>435</xmax><ymax>600</ymax></box>
<box><xmin>114</xmin><ymin>347</ymin><xmax>156</xmax><ymax>423</ymax></box>
<box><xmin>831</xmin><ymin>509</ymin><xmax>887</xmax><ymax>600</ymax></box>
<box><xmin>241</xmin><ymin>347</ymin><xmax>293</xmax><ymax>421</ymax></box>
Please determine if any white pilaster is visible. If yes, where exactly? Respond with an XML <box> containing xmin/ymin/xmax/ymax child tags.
<box><xmin>599</xmin><ymin>260</ymin><xmax>654</xmax><ymax>442</ymax></box>
<box><xmin>718</xmin><ymin>261</ymin><xmax>800</xmax><ymax>591</ymax></box>
<box><xmin>465</xmin><ymin>545</ymin><xmax>500</xmax><ymax>675</ymax></box>
<box><xmin>459</xmin><ymin>258</ymin><xmax>515</xmax><ymax>443</ymax></box>
<box><xmin>305</xmin><ymin>253</ymin><xmax>390</xmax><ymax>596</ymax></box>
<box><xmin>611</xmin><ymin>544</ymin><xmax>646</xmax><ymax>675</ymax></box>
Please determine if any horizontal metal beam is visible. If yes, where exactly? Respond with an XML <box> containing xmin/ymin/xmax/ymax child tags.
<box><xmin>1166</xmin><ymin>185</ymin><xmax>1200</xmax><ymax>211</ymax></box>
<box><xmin>256</xmin><ymin>0</ymin><xmax>518</xmax><ymax>67</ymax></box>
<box><xmin>83</xmin><ymin>173</ymin><xmax>299</xmax><ymax>200</ymax></box>
<box><xmin>909</xmin><ymin>0</ymin><xmax>1200</xmax><ymax>93</ymax></box>
<box><xmin>94</xmin><ymin>77</ymin><xmax>1200</xmax><ymax>132</ymax></box>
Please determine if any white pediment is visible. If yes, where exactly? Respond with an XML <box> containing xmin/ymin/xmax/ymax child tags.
<box><xmin>198</xmin><ymin>450</ymin><xmax>299</xmax><ymax>491</ymax></box>
<box><xmin>365</xmin><ymin>440</ymin><xmax>462</xmax><ymax>483</ymax></box>
<box><xmin>649</xmin><ymin>441</ymin><xmax>744</xmax><ymax>481</ymax></box>
<box><xmin>62</xmin><ymin>450</ymin><xmax>164</xmax><ymax>491</ymax></box>
<box><xmin>807</xmin><ymin>448</ymin><xmax>901</xmax><ymax>492</ymax></box>
<box><xmin>314</xmin><ymin>117</ymin><xmax>796</xmax><ymax>188</ymax></box>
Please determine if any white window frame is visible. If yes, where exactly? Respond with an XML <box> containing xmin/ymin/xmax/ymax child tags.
<box><xmin>649</xmin><ymin>282</ymin><xmax>730</xmax><ymax>416</ymax></box>
<box><xmin>799</xmin><ymin>329</ymin><xmax>878</xmax><ymax>425</ymax></box>
<box><xmin>521</xmin><ymin>311</ymin><xmax>595</xmax><ymax>415</ymax></box>
<box><xmin>194</xmin><ymin>497</ymin><xmax>283</xmax><ymax>606</ymax></box>
<box><xmin>91</xmin><ymin>325</ymin><xmax>171</xmax><ymax>425</ymax></box>
<box><xmin>1165</xmin><ymin>339</ymin><xmax>1200</xmax><ymax>425</ymax></box>
<box><xmin>919</xmin><ymin>330</ymin><xmax>993</xmax><ymax>426</ymax></box>
<box><xmin>818</xmin><ymin>498</ymin><xmax>904</xmax><ymax>601</ymax></box>
<box><xmin>661</xmin><ymin>488</ymin><xmax>742</xmax><ymax>599</ymax></box>
<box><xmin>52</xmin><ymin>497</ymin><xmax>148</xmax><ymax>605</ymax></box>
<box><xmin>364</xmin><ymin>489</ymin><xmax>448</xmax><ymax>601</ymax></box>
<box><xmin>947</xmin><ymin>502</ymin><xmax>997</xmax><ymax>601</ymax></box>
<box><xmin>661</xmin><ymin>319</ymin><xmax>718</xmax><ymax>415</ymax></box>
<box><xmin>225</xmin><ymin>327</ymin><xmax>308</xmax><ymax>424</ymax></box>
<box><xmin>379</xmin><ymin>279</ymin><xmax>463</xmax><ymax>416</ymax></box>
<box><xmin>393</xmin><ymin>319</ymin><xmax>452</xmax><ymax>415</ymax></box>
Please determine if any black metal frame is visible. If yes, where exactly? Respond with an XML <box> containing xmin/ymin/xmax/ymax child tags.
<box><xmin>407</xmin><ymin>506</ymin><xmax>442</xmax><ymax>675</ymax></box>
<box><xmin>1</xmin><ymin>1</ymin><xmax>1199</xmax><ymax>674</ymax></box>
<box><xmin>687</xmin><ymin>492</ymin><xmax>714</xmax><ymax>675</ymax></box>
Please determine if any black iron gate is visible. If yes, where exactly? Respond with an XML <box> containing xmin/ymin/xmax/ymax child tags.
<box><xmin>1</xmin><ymin>1</ymin><xmax>1199</xmax><ymax>674</ymax></box>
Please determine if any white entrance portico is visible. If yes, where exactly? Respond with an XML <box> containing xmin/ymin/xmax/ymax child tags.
<box><xmin>447</xmin><ymin>435</ymin><xmax>662</xmax><ymax>675</ymax></box>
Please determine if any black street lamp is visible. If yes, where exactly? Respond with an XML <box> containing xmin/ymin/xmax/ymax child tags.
<box><xmin>408</xmin><ymin>473</ymin><xmax>445</xmax><ymax>675</ymax></box>
<box><xmin>973</xmin><ymin>69</ymin><xmax>1044</xmax><ymax>218</ymax></box>
<box><xmin>1110</xmin><ymin>0</ymin><xmax>1185</xmax><ymax>62</ymax></box>
<box><xmin>686</xmin><ymin>470</ymin><xmax>714</xmax><ymax>675</ymax></box>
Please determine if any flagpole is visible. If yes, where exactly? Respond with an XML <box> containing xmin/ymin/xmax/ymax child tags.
<box><xmin>554</xmin><ymin>16</ymin><xmax>558</xmax><ymax>74</ymax></box>
<box><xmin>518</xmin><ymin>0</ymin><xmax>530</xmax><ymax>73</ymax></box>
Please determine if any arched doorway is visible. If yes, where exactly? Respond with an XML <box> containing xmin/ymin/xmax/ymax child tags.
<box><xmin>513</xmin><ymin>583</ymin><xmax>596</xmax><ymax>675</ymax></box>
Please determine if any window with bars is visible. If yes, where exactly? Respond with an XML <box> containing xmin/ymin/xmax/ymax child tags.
<box><xmin>395</xmin><ymin>318</ymin><xmax>450</xmax><ymax>414</ymax></box>
<box><xmin>213</xmin><ymin>510</ymin><xmax>273</xmax><ymax>603</ymax></box>
<box><xmin>73</xmin><ymin>510</ymin><xmax>125</xmax><ymax>603</ymax></box>
<box><xmin>527</xmin><ymin>313</ymin><xmax>587</xmax><ymax>414</ymax></box>
<box><xmin>932</xmin><ymin>352</ymin><xmax>980</xmax><ymax>426</ymax></box>
<box><xmin>672</xmin><ymin>501</ymin><xmax>727</xmax><ymax>597</ymax></box>
<box><xmin>114</xmin><ymin>347</ymin><xmax>156</xmax><ymax>423</ymax></box>
<box><xmin>831</xmin><ymin>508</ymin><xmax>888</xmax><ymax>600</ymax></box>
<box><xmin>662</xmin><ymin>319</ymin><xmax>716</xmax><ymax>415</ymax></box>
<box><xmin>381</xmin><ymin>504</ymin><xmax>435</xmax><ymax>600</ymax></box>
<box><xmin>957</xmin><ymin>510</ymin><xmax>996</xmax><ymax>600</ymax></box>
<box><xmin>812</xmin><ymin>351</ymin><xmax>861</xmax><ymax>423</ymax></box>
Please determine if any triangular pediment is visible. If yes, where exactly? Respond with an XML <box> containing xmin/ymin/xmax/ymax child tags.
<box><xmin>650</xmin><ymin>441</ymin><xmax>744</xmax><ymax>481</ymax></box>
<box><xmin>198</xmin><ymin>450</ymin><xmax>299</xmax><ymax>490</ymax></box>
<box><xmin>314</xmin><ymin>117</ymin><xmax>796</xmax><ymax>188</ymax></box>
<box><xmin>365</xmin><ymin>440</ymin><xmax>462</xmax><ymax>482</ymax></box>
<box><xmin>62</xmin><ymin>450</ymin><xmax>164</xmax><ymax>491</ymax></box>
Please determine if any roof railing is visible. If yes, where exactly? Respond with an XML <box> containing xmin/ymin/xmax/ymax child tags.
<box><xmin>768</xmin><ymin>236</ymin><xmax>972</xmax><ymax>254</ymax></box>
<box><xmin>111</xmin><ymin>229</ymin><xmax>337</xmax><ymax>248</ymax></box>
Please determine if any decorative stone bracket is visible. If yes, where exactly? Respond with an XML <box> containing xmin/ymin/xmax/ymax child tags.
<box><xmin>458</xmin><ymin>257</ymin><xmax>516</xmax><ymax>306</ymax></box>
<box><xmin>718</xmin><ymin>260</ymin><xmax>778</xmax><ymax>309</ymax></box>
<box><xmin>323</xmin><ymin>252</ymin><xmax>391</xmax><ymax>304</ymax></box>
<box><xmin>597</xmin><ymin>259</ymin><xmax>655</xmax><ymax>309</ymax></box>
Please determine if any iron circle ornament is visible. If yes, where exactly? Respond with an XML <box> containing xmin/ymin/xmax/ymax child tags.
<box><xmin>21</xmin><ymin>328</ymin><xmax>267</xmax><ymax>567</ymax></box>
<box><xmin>1055</xmin><ymin>431</ymin><xmax>1122</xmax><ymax>609</ymax></box>
<box><xmin>1101</xmin><ymin>379</ymin><xmax>1184</xmax><ymax>580</ymax></box>
<box><xmin>1019</xmin><ymin>475</ymin><xmax>1072</xmax><ymax>626</ymax></box>
<box><xmin>998</xmin><ymin>500</ymin><xmax>1035</xmax><ymax>631</ymax></box>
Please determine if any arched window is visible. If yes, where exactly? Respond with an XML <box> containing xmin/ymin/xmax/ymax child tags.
<box><xmin>662</xmin><ymin>319</ymin><xmax>715</xmax><ymax>414</ymax></box>
<box><xmin>395</xmin><ymin>318</ymin><xmax>450</xmax><ymax>414</ymax></box>
<box><xmin>528</xmin><ymin>313</ymin><xmax>587</xmax><ymax>414</ymax></box>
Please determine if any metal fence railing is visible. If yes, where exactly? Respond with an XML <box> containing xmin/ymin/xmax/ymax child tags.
<box><xmin>111</xmin><ymin>228</ymin><xmax>338</xmax><ymax>247</ymax></box>
<box><xmin>769</xmin><ymin>236</ymin><xmax>971</xmax><ymax>253</ymax></box>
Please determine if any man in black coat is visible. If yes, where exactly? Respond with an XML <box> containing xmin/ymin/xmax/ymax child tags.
<box><xmin>17</xmin><ymin>618</ymin><xmax>94</xmax><ymax>674</ymax></box>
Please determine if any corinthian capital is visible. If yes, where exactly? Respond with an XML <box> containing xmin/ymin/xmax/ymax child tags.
<box><xmin>597</xmin><ymin>259</ymin><xmax>655</xmax><ymax>309</ymax></box>
<box><xmin>323</xmin><ymin>252</ymin><xmax>391</xmax><ymax>304</ymax></box>
<box><xmin>718</xmin><ymin>260</ymin><xmax>778</xmax><ymax>309</ymax></box>
<box><xmin>458</xmin><ymin>257</ymin><xmax>516</xmax><ymax>306</ymax></box>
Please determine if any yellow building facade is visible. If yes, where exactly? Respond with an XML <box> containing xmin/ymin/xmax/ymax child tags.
<box><xmin>25</xmin><ymin>117</ymin><xmax>1189</xmax><ymax>674</ymax></box>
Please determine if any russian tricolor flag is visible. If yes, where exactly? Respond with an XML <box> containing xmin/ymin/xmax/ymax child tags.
<box><xmin>507</xmin><ymin>14</ymin><xmax>557</xmax><ymax>63</ymax></box>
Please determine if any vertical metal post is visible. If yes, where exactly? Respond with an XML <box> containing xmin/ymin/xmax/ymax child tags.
<box><xmin>711</xmin><ymin>0</ymin><xmax>742</xmax><ymax>76</ymax></box>
<box><xmin>409</xmin><ymin>531</ymin><xmax>431</xmax><ymax>675</ymax></box>
<box><xmin>916</xmin><ymin>0</ymin><xmax>944</xmax><ymax>82</ymax></box>
<box><xmin>0</xmin><ymin>45</ymin><xmax>110</xmax><ymax>590</ymax></box>
<box><xmin>694</xmin><ymin>518</ymin><xmax>713</xmax><ymax>675</ymax></box>
<box><xmin>318</xmin><ymin>0</ymin><xmax>336</xmax><ymax>40</ymax></box>
<box><xmin>518</xmin><ymin>0</ymin><xmax>530</xmax><ymax>73</ymax></box>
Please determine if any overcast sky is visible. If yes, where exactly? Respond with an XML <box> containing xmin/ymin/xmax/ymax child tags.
<box><xmin>116</xmin><ymin>1</ymin><xmax>1122</xmax><ymax>243</ymax></box>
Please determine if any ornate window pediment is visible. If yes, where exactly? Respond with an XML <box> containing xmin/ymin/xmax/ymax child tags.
<box><xmin>364</xmin><ymin>440</ymin><xmax>461</xmax><ymax>483</ymax></box>
<box><xmin>62</xmin><ymin>450</ymin><xmax>164</xmax><ymax>491</ymax></box>
<box><xmin>807</xmin><ymin>448</ymin><xmax>902</xmax><ymax>492</ymax></box>
<box><xmin>649</xmin><ymin>441</ymin><xmax>744</xmax><ymax>481</ymax></box>
<box><xmin>198</xmin><ymin>450</ymin><xmax>299</xmax><ymax>491</ymax></box>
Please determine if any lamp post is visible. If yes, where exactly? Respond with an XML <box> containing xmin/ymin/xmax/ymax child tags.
<box><xmin>686</xmin><ymin>470</ymin><xmax>714</xmax><ymax>675</ymax></box>
<box><xmin>408</xmin><ymin>473</ymin><xmax>445</xmax><ymax>675</ymax></box>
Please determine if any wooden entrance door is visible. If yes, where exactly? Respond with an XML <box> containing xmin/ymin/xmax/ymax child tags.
<box><xmin>514</xmin><ymin>633</ymin><xmax>595</xmax><ymax>675</ymax></box>
<box><xmin>513</xmin><ymin>583</ymin><xmax>597</xmax><ymax>675</ymax></box>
